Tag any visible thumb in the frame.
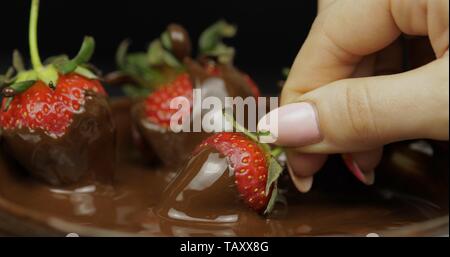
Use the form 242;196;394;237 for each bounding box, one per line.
258;56;449;153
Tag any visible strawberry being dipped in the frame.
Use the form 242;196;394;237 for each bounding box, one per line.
155;129;284;225
108;21;261;168
156;114;284;222
0;0;115;186
196;132;282;212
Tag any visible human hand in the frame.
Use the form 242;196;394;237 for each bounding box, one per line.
258;0;449;192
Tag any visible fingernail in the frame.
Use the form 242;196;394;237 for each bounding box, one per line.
342;154;375;185
287;161;314;193
258;102;321;146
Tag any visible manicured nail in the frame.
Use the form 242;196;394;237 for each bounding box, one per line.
342;154;375;185
287;162;313;193
258;102;321;146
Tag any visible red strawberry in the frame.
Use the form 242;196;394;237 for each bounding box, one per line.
119;20;260;167
134;60;260;168
194;132;281;213
155;130;284;221
144;73;193;128
142;68;258;129
0;0;115;185
131;71;200;168
155;130;283;223
1;73;106;137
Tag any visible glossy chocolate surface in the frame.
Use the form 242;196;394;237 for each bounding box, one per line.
156;147;246;224
1;93;116;186
0;99;448;236
132;58;255;168
132;101;207;168
167;24;191;60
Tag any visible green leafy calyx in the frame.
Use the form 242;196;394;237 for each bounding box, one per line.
199;20;237;64
0;0;98;111
223;112;284;215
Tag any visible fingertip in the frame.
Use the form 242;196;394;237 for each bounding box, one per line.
352;148;383;172
342;148;382;185
285;151;327;193
287;162;314;193
286;151;327;177
257;102;322;147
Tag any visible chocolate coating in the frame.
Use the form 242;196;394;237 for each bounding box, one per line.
132;101;207;168
0;99;447;236
1;93;116;186
167;24;192;60
184;57;254;98
156;147;246;223
132;58;255;167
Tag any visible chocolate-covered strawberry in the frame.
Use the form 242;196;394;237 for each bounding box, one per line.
196;20;260;98
0;0;115;186
156;130;284;222
108;21;260;167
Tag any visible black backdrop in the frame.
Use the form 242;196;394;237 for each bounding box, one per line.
0;0;317;95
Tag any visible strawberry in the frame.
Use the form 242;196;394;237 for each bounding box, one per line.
194;132;278;212
0;0;114;185
144;73;193;128
155;126;284;219
142;66;258;128
155;133;284;225
108;21;260;167
1;74;105;137
153;111;284;220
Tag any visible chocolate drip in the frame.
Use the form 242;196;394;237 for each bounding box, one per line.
156;147;246;222
1;93;116;186
167;24;191;60
0;99;447;236
131;101;207;168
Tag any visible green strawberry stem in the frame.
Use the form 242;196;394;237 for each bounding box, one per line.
223;112;258;142
13;50;25;72
2;98;13;112
222;111;285;216
270;147;283;158
56;36;96;74
223;111;284;158
1;80;36;111
29;0;43;70
2;80;36;97
160;31;172;51
2;0;97;111
29;0;96;80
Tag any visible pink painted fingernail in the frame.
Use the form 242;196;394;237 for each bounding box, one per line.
342;154;375;185
257;102;321;146
287;161;314;193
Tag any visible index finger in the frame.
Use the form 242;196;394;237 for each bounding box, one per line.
281;0;448;104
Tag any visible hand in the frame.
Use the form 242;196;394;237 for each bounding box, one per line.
257;0;449;192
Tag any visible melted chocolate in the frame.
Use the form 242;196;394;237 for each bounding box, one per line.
132;101;207;167
132;58;256;168
0;100;447;236
156;147;247;224
167;24;191;61
0;93;116;186
184;57;254;98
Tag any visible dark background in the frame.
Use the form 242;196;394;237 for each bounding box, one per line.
0;0;317;95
